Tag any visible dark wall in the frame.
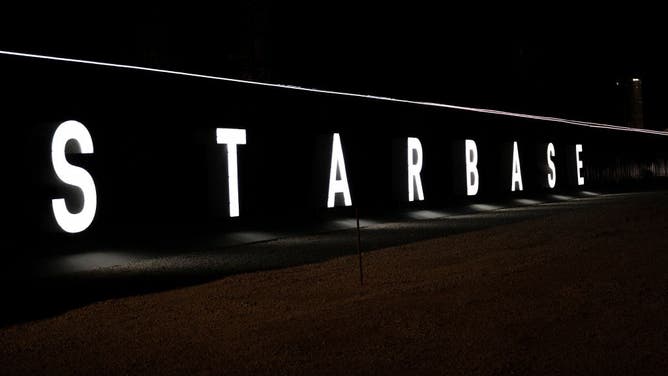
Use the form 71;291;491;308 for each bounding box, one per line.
2;55;667;254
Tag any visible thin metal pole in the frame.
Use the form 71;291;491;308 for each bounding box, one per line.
356;207;364;286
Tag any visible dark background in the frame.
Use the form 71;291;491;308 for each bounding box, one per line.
1;4;668;330
1;4;665;129
1;4;667;254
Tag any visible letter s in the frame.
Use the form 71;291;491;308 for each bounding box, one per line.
51;120;97;233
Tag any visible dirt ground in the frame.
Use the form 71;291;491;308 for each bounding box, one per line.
1;193;668;375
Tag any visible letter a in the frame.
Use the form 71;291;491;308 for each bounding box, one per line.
511;141;523;191
327;133;352;208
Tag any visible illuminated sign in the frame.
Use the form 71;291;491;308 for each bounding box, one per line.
511;141;523;192
216;128;247;217
465;139;479;196
407;137;424;201
576;144;584;186
3;49;666;242
327;133;353;208
51;120;97;233
547;142;556;188
44;124;591;233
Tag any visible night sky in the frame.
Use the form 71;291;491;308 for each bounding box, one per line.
2;4;665;128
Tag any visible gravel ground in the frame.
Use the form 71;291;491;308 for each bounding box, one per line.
1;192;667;375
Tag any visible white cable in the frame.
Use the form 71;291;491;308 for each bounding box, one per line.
1;49;665;136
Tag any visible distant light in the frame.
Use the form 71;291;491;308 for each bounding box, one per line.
632;78;640;82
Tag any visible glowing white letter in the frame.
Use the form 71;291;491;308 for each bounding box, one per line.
216;128;247;217
465;139;479;196
51;120;97;233
576;144;584;185
547;142;556;188
511;141;523;191
327;133;352;208
407;137;424;201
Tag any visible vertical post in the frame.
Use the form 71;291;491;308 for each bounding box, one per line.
629;78;644;129
356;207;364;286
